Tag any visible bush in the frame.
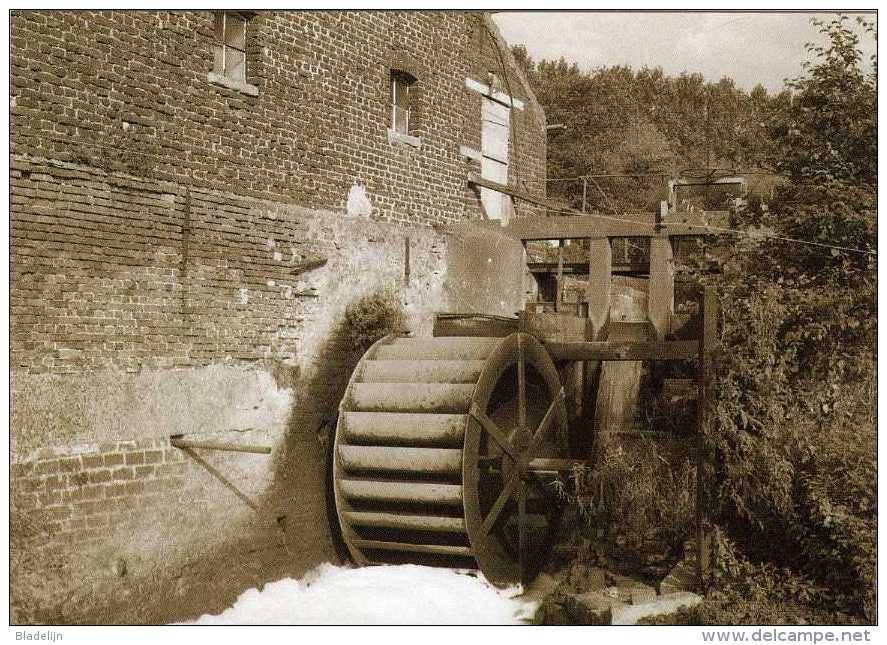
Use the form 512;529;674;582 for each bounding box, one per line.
341;291;406;355
569;434;695;568
641;535;866;625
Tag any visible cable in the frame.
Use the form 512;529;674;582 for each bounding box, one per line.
520;169;780;183
586;176;620;214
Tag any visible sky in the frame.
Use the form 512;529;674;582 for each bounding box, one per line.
492;11;876;93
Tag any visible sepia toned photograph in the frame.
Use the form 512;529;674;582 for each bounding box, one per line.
7;4;877;634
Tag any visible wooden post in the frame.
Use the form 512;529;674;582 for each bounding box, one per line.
695;286;717;586
585;237;611;340
648;235;674;340
555;240;564;312
584;237;611;451
403;235;411;286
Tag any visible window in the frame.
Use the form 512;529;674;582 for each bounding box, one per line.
480;96;513;223
390;70;415;135
208;12;258;96
214;12;247;82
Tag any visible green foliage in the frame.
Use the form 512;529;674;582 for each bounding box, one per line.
641;536;865;625
695;16;876;622
341;291;406;355
521;14;876;623
772;16;877;185
514;50;786;211
570;436;695;559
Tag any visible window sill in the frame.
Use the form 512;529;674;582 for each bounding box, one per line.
387;128;421;149
207;71;259;97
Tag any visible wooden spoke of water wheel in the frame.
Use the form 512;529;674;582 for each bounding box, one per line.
463;332;568;586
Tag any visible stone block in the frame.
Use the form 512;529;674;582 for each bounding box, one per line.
630;586;657;605
610;591;702;625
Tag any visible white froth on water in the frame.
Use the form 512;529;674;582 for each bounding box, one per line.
186;563;538;625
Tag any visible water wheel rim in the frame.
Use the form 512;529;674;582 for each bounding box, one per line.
463;332;567;586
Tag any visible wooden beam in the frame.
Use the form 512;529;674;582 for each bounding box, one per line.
170;436;272;454
468;172;552;210
468;173;729;238
469;173;663;227
500;215;725;241
527;457;590;473
545;340;699;361
648;237;675;340
586;238;611;339
696;286;718;585
528;260;651;276
555;240;564;312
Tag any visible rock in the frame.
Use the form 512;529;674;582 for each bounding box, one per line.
660;557;698;594
567;589;628;624
610;591;703;625
585;567;607;590
522;572;560;604
630;586;657;605
576;590;624;611
602;585;621;599
539;593;571;625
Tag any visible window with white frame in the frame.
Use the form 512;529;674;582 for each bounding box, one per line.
208;12;258;96
480;96;513;223
390;70;415;135
212;12;252;86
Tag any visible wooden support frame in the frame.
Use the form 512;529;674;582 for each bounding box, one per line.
468;171;553;211
648;237;675;340
545;340;698;361
585;237;611;340
468;173;726;239
695;286;718;585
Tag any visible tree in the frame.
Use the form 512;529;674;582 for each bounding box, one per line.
511;48;785;212
772;16;876;186
702;15;876;621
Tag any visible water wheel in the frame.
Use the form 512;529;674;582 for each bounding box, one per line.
332;333;569;586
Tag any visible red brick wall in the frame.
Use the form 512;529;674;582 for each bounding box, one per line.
10;10;545;226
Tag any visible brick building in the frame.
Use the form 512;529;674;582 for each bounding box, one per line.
10;10;546;623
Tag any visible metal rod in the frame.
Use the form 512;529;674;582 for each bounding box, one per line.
170;436;272;454
555;240;564;312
